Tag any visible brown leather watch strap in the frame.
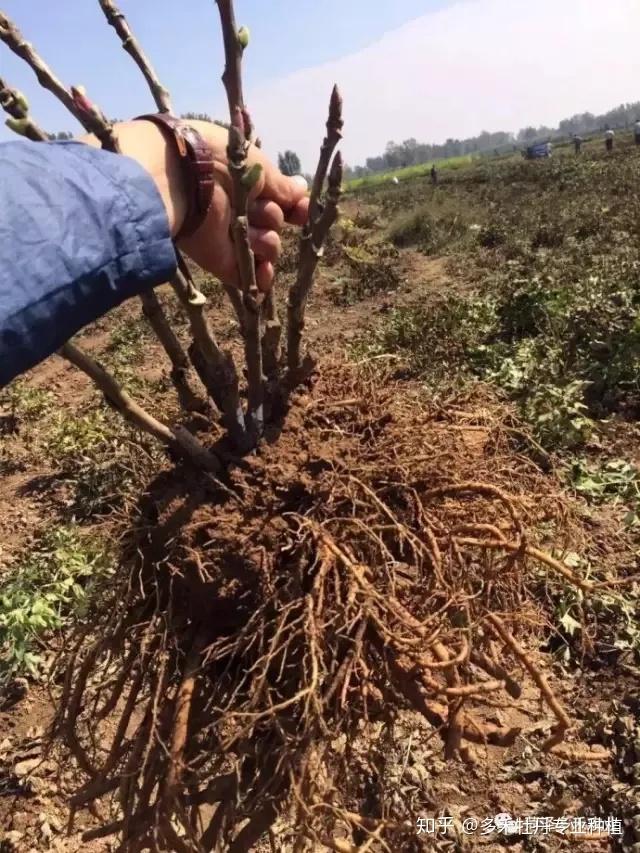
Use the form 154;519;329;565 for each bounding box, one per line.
136;113;215;240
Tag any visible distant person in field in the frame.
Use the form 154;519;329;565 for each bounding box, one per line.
573;135;583;154
430;165;438;186
0;121;309;387
605;129;615;152
635;119;640;146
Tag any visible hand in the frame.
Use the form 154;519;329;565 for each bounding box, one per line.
84;120;309;293
180;120;308;293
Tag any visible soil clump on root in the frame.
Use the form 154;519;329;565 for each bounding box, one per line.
55;362;603;852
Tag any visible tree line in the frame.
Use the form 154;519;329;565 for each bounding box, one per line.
45;100;640;180
345;100;640;179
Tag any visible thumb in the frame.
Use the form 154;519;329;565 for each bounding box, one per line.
248;147;308;212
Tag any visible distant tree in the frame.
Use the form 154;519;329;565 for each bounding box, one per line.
517;126;538;143
399;138;418;166
366;155;384;172
278;150;301;176
47;131;73;140
536;125;554;140
383;141;403;169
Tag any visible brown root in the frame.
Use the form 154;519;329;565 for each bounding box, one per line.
54;363;611;850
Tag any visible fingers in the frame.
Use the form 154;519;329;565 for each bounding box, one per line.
180;120;309;294
249;226;281;265
246;144;308;213
209;228;280;292
248;199;284;231
255;261;275;293
248;230;279;294
249;196;309;231
285;197;309;226
187;119;304;207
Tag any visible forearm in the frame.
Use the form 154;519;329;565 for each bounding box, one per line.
80;120;187;238
0;140;177;386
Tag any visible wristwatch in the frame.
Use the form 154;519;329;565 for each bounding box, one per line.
136;113;215;240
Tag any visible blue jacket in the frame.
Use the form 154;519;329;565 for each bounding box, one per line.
0;140;177;387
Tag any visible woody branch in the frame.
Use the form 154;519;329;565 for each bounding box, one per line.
0;9;208;414
98;0;172;114
287;86;344;378
96;0;248;447
62;342;220;472
0;77;46;141
215;1;282;376
215;0;265;440
2;2;345;454
0;74;219;470
97;0;248;336
0;12;114;146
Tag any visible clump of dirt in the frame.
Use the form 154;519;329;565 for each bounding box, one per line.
52;362;617;851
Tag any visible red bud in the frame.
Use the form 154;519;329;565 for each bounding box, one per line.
328;151;343;189
329;85;343;127
71;85;94;115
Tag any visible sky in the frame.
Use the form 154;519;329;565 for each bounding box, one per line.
1;0;639;170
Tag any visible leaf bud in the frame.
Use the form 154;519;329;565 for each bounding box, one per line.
241;162;263;190
5;117;30;137
237;26;250;49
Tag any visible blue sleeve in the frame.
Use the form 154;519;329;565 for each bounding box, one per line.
0;140;177;387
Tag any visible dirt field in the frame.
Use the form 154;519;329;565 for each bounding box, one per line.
1;144;639;851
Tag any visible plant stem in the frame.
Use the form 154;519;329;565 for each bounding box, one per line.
97;0;172;113
170;265;248;450
0;78;208;458
261;288;282;377
215;0;264;441
96;0;249;435
1;77;215;465
0;76;48;141
139;290;207;413
216;0;246;132
0;11;207;412
60;343;219;471
0;12;115;147
96;0;248;338
287;87;344;377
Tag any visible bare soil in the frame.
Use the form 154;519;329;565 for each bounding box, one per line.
1;239;638;851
